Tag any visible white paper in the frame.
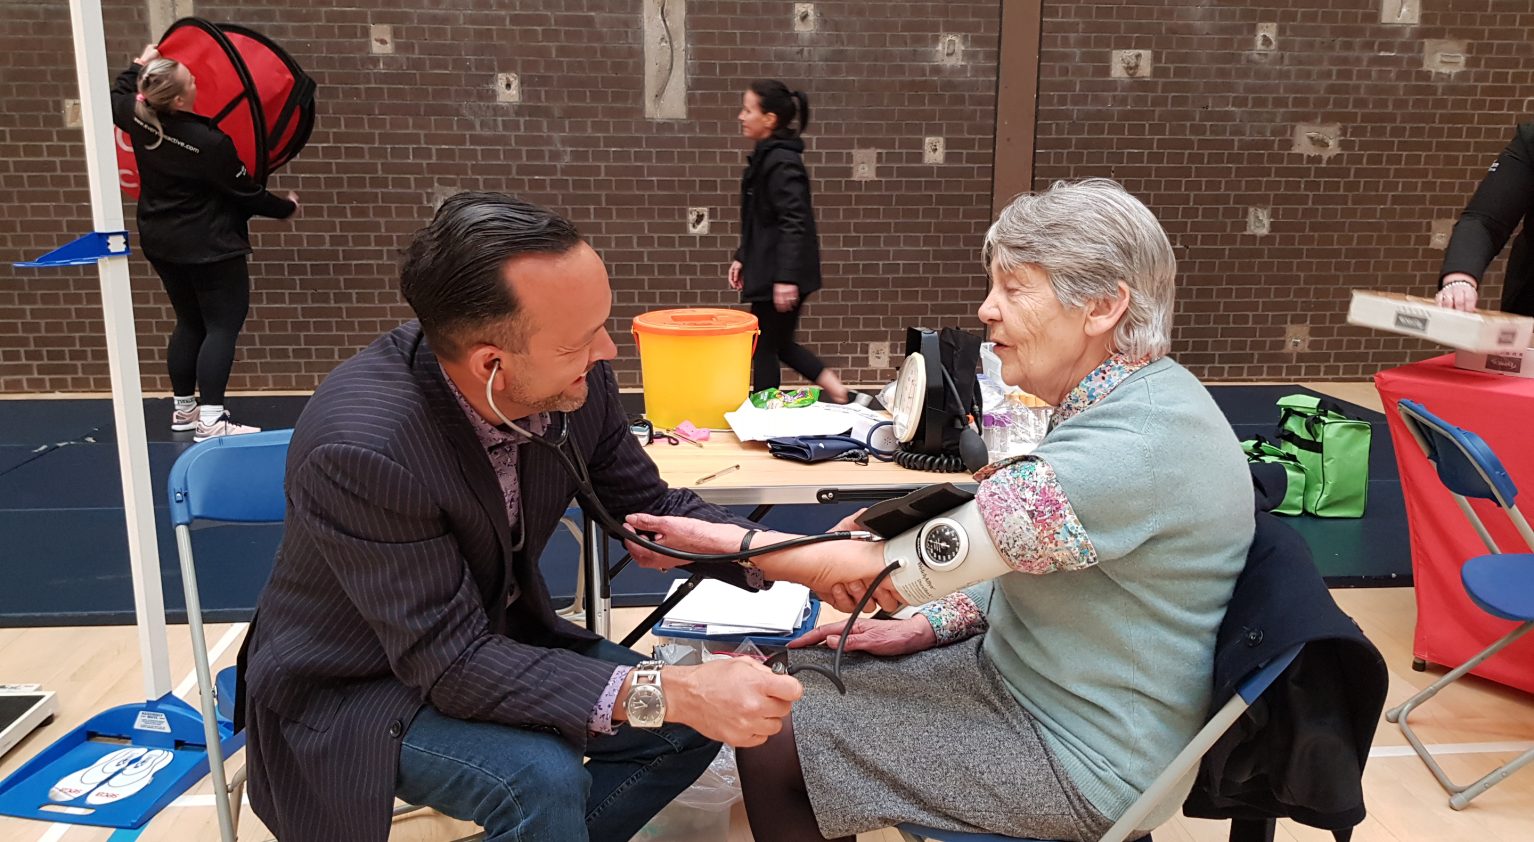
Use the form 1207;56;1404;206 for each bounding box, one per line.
724;399;896;446
659;578;811;635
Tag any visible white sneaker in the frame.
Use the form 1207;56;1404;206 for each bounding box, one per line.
194;413;261;442
85;748;174;806
171;405;199;432
47;747;146;802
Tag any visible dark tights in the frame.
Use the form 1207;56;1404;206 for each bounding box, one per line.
150;255;251;405
738;716;853;842
749;299;827;392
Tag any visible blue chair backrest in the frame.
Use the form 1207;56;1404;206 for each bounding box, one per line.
1235;643;1301;705
167;430;293;526
1396;399;1518;509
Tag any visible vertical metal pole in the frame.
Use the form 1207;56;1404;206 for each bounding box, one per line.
584;514;610;638
69;0;173;697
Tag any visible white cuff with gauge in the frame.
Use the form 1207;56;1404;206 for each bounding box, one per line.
881;500;1010;605
855;485;1011;606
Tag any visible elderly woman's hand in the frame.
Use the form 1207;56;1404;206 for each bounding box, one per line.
789;616;937;657
800;547;904;615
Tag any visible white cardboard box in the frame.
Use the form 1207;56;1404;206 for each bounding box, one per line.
1347;290;1534;353
1454;347;1534;378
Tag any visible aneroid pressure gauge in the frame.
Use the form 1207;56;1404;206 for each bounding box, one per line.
916;518;968;570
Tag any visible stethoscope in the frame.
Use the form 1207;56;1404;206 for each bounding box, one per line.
485;360;878;564
484;360;906;693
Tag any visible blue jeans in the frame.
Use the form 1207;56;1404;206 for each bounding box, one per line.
395;639;720;841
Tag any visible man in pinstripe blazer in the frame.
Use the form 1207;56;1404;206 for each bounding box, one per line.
241;193;881;841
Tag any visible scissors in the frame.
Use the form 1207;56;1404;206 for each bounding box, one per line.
627;417;680;446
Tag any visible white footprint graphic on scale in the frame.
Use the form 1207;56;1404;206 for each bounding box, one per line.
47;747;146;802
85;748;174;806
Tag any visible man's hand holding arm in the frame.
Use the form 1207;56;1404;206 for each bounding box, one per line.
621;512;902;614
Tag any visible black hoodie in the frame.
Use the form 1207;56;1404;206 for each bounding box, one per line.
111;65;296;264
733;137;823;302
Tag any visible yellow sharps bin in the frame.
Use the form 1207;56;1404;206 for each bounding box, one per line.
631;308;759;429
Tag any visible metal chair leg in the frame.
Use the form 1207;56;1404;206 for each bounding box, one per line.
554;516;586;622
229;764;248;837
1385;619;1534;807
177;525;238;842
1450;747;1534;809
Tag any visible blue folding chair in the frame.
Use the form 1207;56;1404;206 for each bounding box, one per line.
1385;399;1534;809
896;643;1302;842
167;429;293;842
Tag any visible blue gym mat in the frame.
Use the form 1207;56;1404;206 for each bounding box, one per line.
0;387;1408;626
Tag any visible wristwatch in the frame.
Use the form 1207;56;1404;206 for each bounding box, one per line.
624;661;667;729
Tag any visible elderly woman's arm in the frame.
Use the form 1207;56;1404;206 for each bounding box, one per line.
624;450;1102;627
911;455;1098;644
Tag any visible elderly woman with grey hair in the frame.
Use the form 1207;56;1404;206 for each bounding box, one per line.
625;179;1254;841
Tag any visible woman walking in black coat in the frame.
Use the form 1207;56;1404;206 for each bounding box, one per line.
111;43;298;440
730;79;848;402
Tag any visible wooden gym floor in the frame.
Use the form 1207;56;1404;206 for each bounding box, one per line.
2;383;1531;841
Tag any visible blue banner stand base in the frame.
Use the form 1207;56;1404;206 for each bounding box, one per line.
14;231;130;267
0;667;242;830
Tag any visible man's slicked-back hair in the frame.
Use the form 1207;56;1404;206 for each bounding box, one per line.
399;192;584;358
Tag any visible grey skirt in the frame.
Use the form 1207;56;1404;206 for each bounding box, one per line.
790;636;1113;841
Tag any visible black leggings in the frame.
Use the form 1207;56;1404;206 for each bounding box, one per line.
750;298;826;392
149;255;251;405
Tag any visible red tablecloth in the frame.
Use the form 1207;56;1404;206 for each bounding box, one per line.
1375;355;1534;694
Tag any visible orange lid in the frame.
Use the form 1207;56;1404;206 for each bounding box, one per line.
632;308;759;336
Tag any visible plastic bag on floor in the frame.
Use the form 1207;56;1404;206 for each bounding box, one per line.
632;642;749;840
630;746;739;840
677;745;740;811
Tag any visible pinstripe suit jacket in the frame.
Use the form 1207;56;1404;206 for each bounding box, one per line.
243;321;754;841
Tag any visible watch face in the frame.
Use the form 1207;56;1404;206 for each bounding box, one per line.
628;684;665;727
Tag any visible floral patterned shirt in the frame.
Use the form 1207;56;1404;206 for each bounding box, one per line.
917;353;1153;644
442;371;629;734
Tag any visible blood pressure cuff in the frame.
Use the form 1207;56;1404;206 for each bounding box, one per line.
766;435;867;464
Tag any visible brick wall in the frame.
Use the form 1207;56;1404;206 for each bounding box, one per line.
7;1;1534;394
1035;0;1534;380
0;0;999;393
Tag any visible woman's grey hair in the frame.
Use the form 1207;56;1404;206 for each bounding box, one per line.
983;178;1176;360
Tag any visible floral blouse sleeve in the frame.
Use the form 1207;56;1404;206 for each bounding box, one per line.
915;455;1098;645
917;589;989;646
972;455;1098;574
